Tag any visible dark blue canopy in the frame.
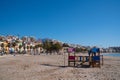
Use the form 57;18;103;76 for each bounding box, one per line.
91;47;100;53
88;47;100;56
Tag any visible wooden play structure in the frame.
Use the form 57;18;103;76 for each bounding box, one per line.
68;48;103;68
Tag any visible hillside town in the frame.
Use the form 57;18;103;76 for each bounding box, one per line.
0;35;120;56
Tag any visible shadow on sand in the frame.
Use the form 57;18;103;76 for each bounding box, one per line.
40;63;90;68
76;65;90;68
40;64;67;68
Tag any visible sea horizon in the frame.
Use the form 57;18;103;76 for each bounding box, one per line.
102;53;120;57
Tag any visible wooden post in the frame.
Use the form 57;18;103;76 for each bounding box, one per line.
74;52;75;67
102;55;103;65
64;52;65;67
68;52;69;67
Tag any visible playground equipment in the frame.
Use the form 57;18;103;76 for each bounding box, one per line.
68;48;103;68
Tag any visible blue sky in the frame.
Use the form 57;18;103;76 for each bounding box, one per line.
0;0;120;47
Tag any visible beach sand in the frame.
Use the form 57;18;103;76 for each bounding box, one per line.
0;54;120;80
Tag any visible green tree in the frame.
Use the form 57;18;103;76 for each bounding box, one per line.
19;45;22;50
35;44;42;49
1;43;4;48
12;42;16;47
27;46;29;49
43;41;52;53
18;45;21;53
75;47;82;53
0;43;4;55
37;44;42;47
7;43;11;48
30;46;33;49
62;43;69;47
53;42;62;53
43;41;62;54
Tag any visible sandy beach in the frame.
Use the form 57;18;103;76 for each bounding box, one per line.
0;54;120;80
